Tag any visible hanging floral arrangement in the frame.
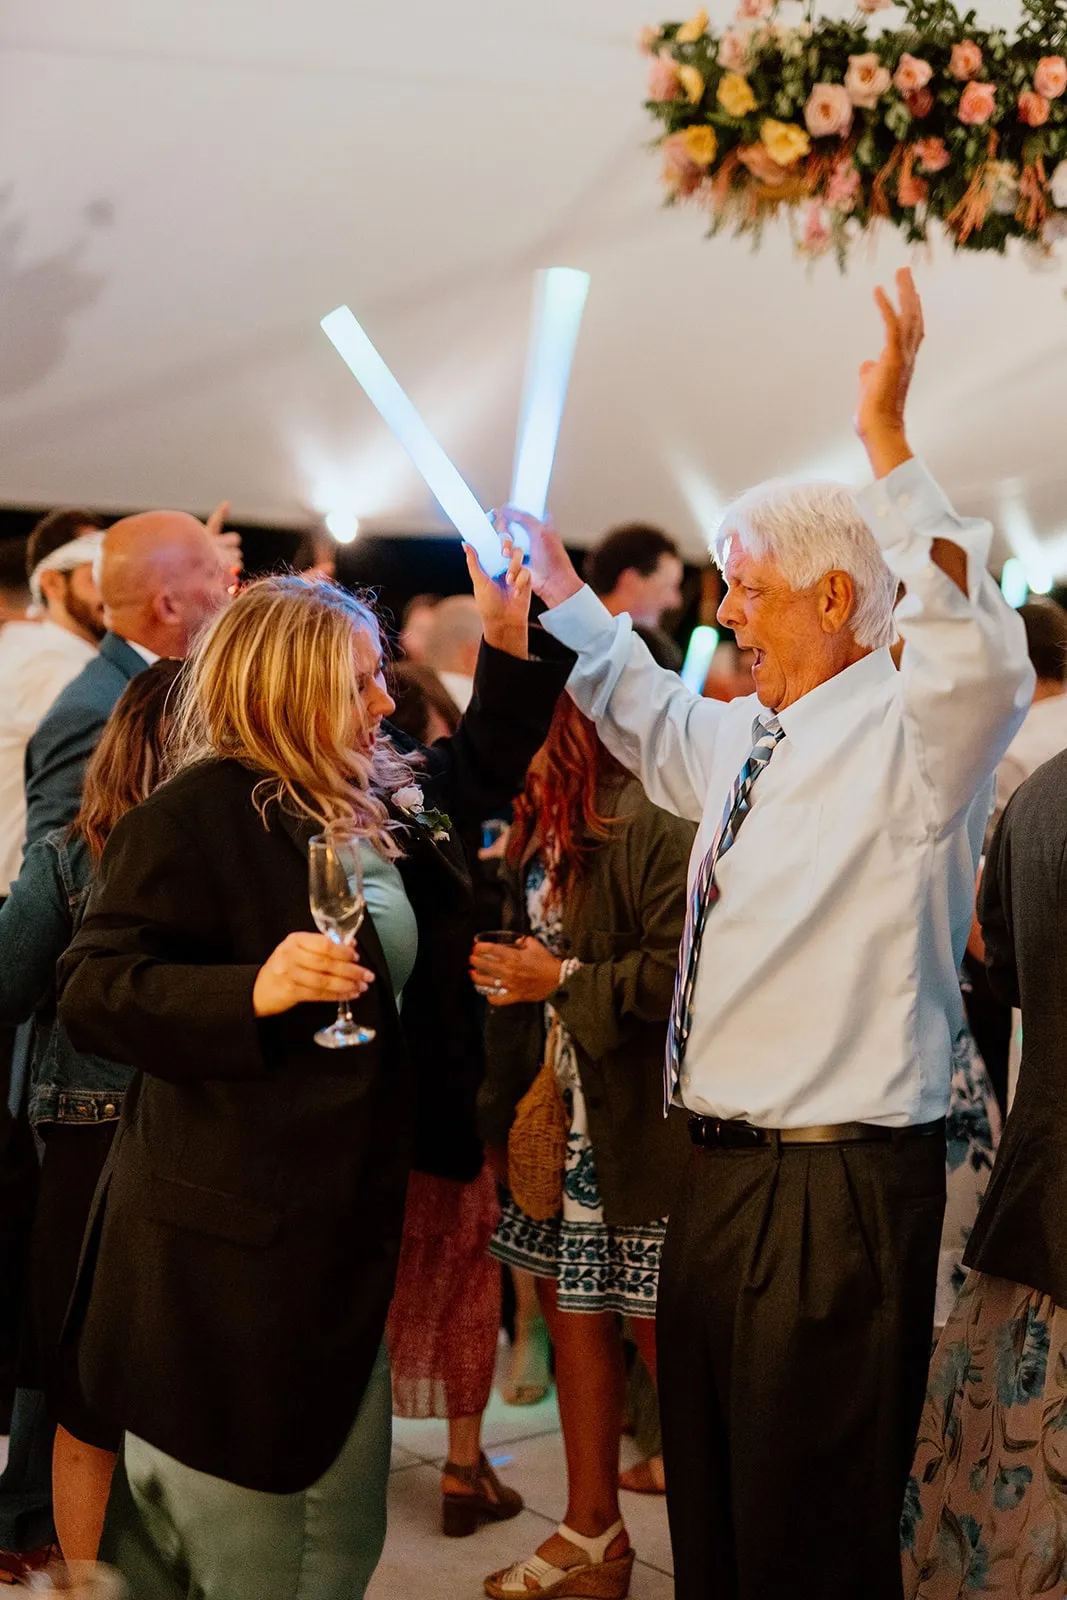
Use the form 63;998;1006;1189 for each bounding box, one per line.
642;0;1067;261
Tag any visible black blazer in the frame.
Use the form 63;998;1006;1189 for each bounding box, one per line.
479;778;695;1226
57;639;568;1494
24;631;148;845
964;750;1067;1305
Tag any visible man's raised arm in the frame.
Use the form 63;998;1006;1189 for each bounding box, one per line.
855;269;1033;833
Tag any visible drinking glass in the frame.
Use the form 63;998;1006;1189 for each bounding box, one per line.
309;831;375;1048
472;930;521;997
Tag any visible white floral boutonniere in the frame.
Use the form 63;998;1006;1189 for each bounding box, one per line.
392;784;452;842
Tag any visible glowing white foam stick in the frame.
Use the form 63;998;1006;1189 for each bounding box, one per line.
320;305;506;577
681;625;719;694
510;268;591;525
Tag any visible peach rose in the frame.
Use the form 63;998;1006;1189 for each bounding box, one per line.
678;63;706;104
894;54;934;94
1019;90;1051;127
736;0;772;18
826;160;862;213
718;29;751;72
905;88;935;119
914;137;950;173
856;0;892;12
737;141;791;185
637;25;661;56
845;53;891;109
676;9;709;45
958;81;997;125
897;169;929;207
760;118;812;166
661;133;704;195
718;72;758;117
949;41;983;81
1035;56;1067;99
804;83;854;139
647;54;681;101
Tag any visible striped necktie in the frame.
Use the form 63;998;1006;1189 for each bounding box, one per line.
665;713;785;1109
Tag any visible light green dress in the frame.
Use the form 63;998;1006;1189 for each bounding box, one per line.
116;845;418;1600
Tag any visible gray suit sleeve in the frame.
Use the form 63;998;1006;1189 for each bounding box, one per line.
24;708;105;849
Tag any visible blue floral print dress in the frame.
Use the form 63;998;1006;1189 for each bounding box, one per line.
490;857;666;1318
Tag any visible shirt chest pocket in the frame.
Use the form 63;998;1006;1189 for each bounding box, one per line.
715;800;822;924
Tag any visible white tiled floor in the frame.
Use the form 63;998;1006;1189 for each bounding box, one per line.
369;1379;674;1600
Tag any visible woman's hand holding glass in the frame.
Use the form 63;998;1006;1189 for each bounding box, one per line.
252;931;374;1019
469;935;562;1007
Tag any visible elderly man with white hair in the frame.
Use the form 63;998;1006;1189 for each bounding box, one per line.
500;272;1033;1600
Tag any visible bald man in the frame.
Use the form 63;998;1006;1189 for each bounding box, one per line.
423;594;484;711
23;510;232;847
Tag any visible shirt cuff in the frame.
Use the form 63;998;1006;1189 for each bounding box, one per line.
856;457;993;603
539;585;623;653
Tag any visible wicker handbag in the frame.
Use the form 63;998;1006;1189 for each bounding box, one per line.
507;1016;569;1222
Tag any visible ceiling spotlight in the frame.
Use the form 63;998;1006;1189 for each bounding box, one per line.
325;509;360;544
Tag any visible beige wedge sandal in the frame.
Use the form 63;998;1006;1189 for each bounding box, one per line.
483;1518;634;1599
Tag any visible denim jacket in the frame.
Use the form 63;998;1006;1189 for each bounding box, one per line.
0;828;131;1126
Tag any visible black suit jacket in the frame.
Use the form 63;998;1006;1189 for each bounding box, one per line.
965;749;1067;1304
24;631;148;845
56;638;568;1493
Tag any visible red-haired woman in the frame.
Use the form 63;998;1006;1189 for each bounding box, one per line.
471;697;694;1600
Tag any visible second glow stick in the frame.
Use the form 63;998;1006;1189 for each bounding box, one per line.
510;267;591;524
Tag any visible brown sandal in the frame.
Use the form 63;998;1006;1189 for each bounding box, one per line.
442;1451;524;1537
618;1454;666;1495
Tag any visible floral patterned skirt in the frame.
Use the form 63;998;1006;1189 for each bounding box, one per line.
903;1271;1067;1598
936;1028;1001;1328
490;1018;665;1320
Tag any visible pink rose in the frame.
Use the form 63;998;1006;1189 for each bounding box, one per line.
1034;56;1067;99
826;160;862;213
856;0;892;12
904;88;935;119
717;28;751;73
845;53;891;109
1019;90;1051;127
914;137;950;173
637;25;661;56
736;0;771;18
958;81;997;125
897;169;929;207
647;53;681;101
894;54;934;94
800;202;832;255
949;41;983;81
804;82;854;140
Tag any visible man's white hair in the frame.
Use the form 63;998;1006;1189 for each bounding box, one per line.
712;480;897;650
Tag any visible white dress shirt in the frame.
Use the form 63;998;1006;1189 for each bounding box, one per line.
993;691;1067;826
437;670;474;713
0;619;97;894
541;459;1034;1129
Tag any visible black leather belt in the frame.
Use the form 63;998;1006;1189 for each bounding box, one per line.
687;1116;944;1150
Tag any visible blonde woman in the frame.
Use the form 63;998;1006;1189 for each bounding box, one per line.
56;557;569;1600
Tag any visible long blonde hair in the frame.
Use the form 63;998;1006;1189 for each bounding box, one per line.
170;575;414;856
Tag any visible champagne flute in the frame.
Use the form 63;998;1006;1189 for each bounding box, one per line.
308;830;375;1049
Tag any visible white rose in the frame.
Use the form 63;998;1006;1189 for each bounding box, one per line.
393;784;425;813
1050;159;1067;209
988;161;1019;216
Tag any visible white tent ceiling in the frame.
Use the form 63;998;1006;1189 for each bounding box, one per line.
1;0;1064;572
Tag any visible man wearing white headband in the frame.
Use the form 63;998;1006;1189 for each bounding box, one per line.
0;509;106;899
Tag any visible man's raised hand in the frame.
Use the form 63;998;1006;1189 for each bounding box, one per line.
855;267;923;480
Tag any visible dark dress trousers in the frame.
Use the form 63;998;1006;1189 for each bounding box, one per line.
57;638;568;1495
479;778;695;1227
966;750;1067;1304
23;631;149;846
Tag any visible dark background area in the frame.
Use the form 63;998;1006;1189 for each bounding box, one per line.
0;508;708;652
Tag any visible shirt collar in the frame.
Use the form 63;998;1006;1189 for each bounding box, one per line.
123;637;160;667
775;647;896;748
